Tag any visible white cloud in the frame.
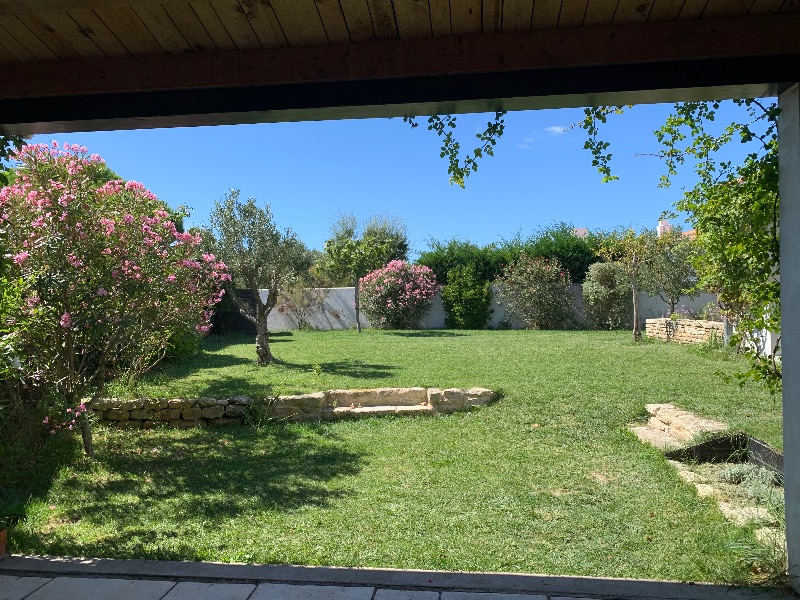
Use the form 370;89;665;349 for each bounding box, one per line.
544;125;568;136
517;136;535;150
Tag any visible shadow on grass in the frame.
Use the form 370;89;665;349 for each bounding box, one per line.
386;330;466;338
16;425;364;560
278;359;397;380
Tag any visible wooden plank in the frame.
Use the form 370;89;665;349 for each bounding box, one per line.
208;0;260;49
782;0;800;13
502;0;532;30
94;6;163;53
584;0;618;26
394;0;432;38
482;0;502;31
17;11;99;58
450;0;480;33
703;0;754;17
133;4;192;53
163;2;215;52
236;0;287;48
269;0;327;45
339;0;374;41
1;1;174;16
429;0;451;35
366;0;397;38
748;0;784;14
0;20;35;59
614;0;654;22
0;37;20;61
189;1;235;49
531;0;562;29
648;0;685;21
0;15;57;59
69;8;129;56
315;0;351;43
678;0;707;18
559;0;588;26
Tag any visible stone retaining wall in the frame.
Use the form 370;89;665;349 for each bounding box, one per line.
645;318;724;344
91;387;495;428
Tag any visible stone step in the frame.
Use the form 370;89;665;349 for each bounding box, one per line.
333;404;435;418
645;403;727;439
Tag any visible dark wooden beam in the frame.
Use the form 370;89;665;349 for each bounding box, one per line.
3;13;800;100
2;13;799;134
0;0;170;15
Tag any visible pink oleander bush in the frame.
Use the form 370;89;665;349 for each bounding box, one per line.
359;260;440;329
0;143;230;452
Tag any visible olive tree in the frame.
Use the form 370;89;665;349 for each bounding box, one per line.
206;189;310;365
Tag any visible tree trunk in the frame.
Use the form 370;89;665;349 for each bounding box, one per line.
79;413;94;458
354;276;362;333
255;312;274;366
632;283;641;342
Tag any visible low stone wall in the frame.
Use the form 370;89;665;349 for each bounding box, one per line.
645;318;724;344
91;387;495;428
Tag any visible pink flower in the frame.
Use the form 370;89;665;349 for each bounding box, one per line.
59;312;72;328
97;288;109;296
12;251;29;264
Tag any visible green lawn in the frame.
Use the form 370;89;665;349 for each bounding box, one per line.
5;330;783;583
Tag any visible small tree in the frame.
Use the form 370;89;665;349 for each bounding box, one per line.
597;228;658;342
641;228;699;315
206;189;311;365
322;214;408;332
520;222;600;283
582;262;632;330
359;261;440;329
495;255;574;330
440;264;493;329
1;143;229;456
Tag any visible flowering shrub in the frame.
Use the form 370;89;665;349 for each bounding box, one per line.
495;255;574;330
582;261;631;330
359;260;440;329
0;143;230;454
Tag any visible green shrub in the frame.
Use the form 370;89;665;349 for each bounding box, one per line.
582;262;631;330
165;328;202;363
441;264;493;329
495;255;574;330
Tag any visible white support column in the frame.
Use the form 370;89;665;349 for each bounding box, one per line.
780;83;800;591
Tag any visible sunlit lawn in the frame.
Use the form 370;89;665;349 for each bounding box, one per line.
6;330;782;583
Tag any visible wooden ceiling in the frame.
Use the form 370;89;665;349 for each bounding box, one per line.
0;0;798;63
1;1;799;133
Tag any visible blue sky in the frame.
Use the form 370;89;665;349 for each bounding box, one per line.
29;100;760;257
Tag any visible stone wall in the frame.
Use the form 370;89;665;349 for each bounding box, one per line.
91;387;495;428
645;318;724;344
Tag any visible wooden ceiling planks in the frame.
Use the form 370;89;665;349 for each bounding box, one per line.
0;38;17;61
314;0;351;43
678;0;708;19
0;19;36;60
647;0;685;21
394;0;433;38
450;0;480;34
162;2;217;51
69;8;131;56
133;3;193;53
207;0;261;48
0;14;58;59
703;0;754;17
482;0;503;32
614;0;653;23
748;0;785;13
502;0;533;30
559;0;588;26
583;0;617;26
17;11;103;58
366;0;398;39
429;0;452;35
238;0;287;48
189;1;236;49
531;0;562;30
93;6;164;54
339;0;375;41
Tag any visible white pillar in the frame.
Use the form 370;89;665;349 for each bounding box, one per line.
780;83;800;591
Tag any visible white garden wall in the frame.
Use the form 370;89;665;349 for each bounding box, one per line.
262;286;717;331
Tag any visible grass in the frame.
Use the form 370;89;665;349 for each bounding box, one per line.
2;330;783;583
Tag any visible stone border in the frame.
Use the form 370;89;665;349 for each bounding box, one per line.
91;387;495;428
645;318;723;344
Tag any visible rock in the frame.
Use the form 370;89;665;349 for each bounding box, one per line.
105;409;130;421
718;501;773;526
91;398;116;411
168;399;194;409
272;405;299;418
228;396;253;405
225;404;247;417
201;405;225;419
142;421;165;429
120;399;144;410
326;387;426;408
208;417;242;426
182;407;202;421
197;397;218;407
169;419;205;428
694;483;717;498
144;398;168;410
154;408;182;421
130;409;154;420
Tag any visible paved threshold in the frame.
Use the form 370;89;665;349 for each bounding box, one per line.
0;555;790;600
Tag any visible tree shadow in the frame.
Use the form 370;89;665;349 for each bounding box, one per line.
16;425;364;559
278;359;397;380
386;330;466;338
